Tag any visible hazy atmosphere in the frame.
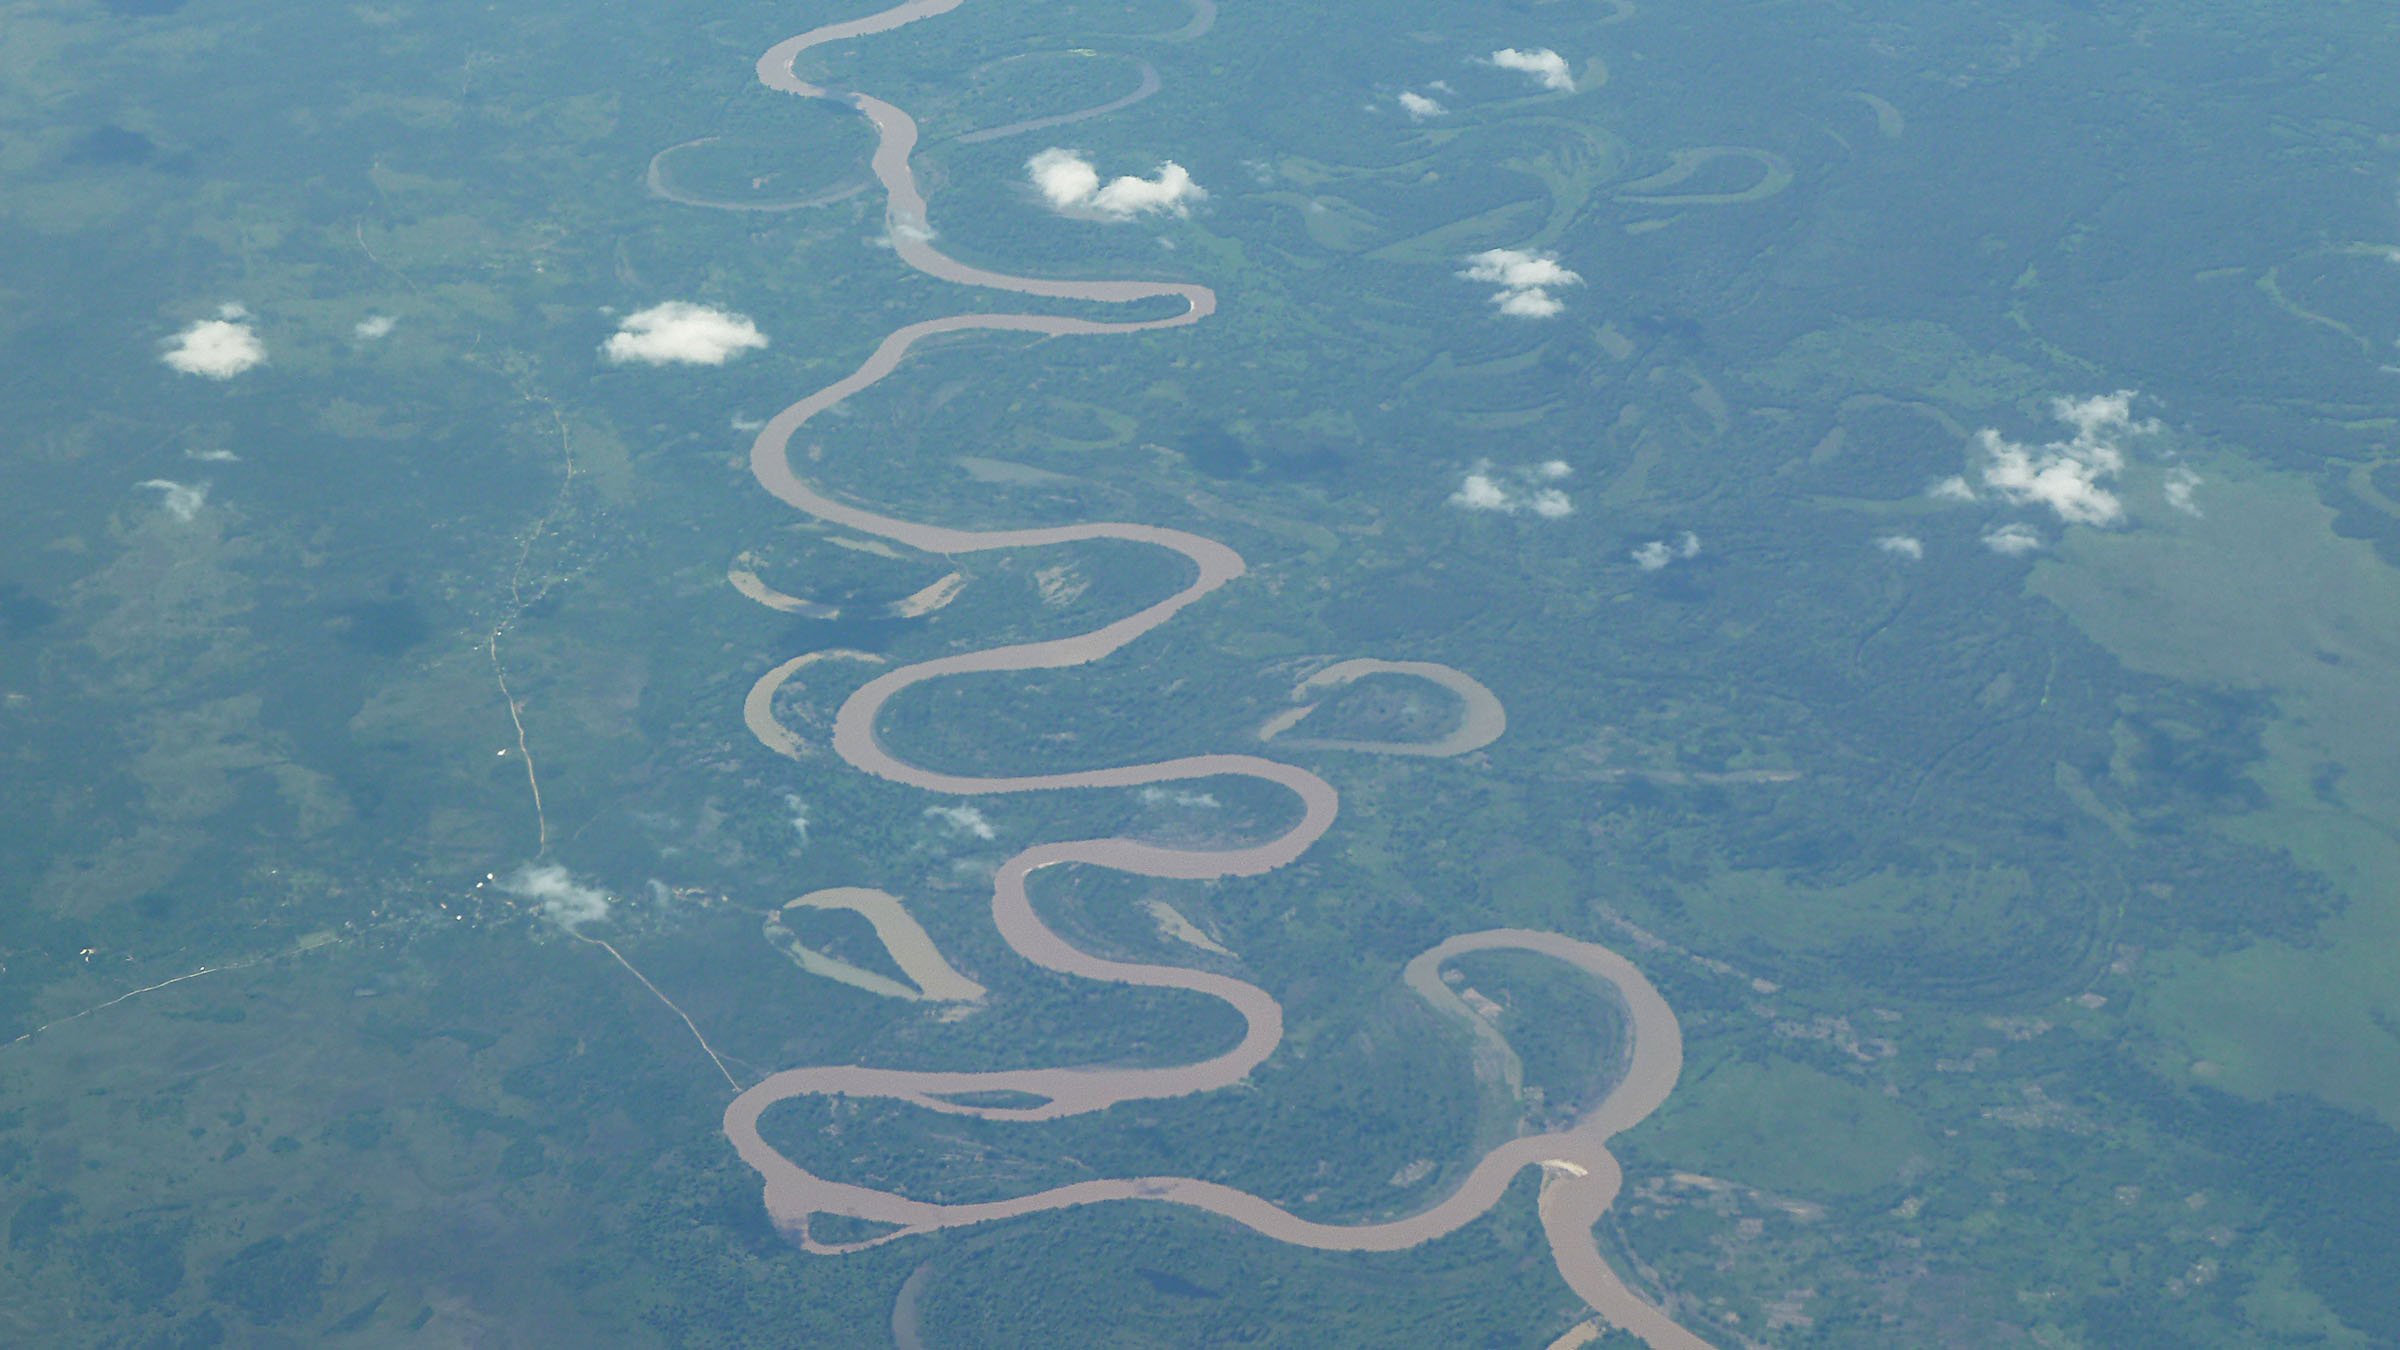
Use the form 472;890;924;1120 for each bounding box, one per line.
3;0;2398;1345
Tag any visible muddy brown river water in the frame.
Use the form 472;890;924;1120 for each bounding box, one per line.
720;6;1705;1345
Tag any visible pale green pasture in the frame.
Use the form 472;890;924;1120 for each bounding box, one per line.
2035;458;2400;1124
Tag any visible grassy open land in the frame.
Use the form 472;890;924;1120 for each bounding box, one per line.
0;926;914;1347
2035;457;2400;1125
1638;1056;1935;1200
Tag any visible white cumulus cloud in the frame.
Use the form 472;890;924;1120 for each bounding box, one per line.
1398;90;1447;121
1631;531;1703;571
603;301;768;366
354;314;397;340
1969;390;2157;527
1490;47;1575;92
2163;465;2203;516
1029;147;1101;208
184;449;240;463
1027;148;1206;219
1452;471;1513;511
136;480;207;522
1497;289;1567;318
926;804;996;840
163;316;265;379
1981;522;2044;556
1450;461;1575;517
1096;164;1203;217
1877;534;1925;560
1975;425;2123;522
503;863;613;929
1460;247;1581;319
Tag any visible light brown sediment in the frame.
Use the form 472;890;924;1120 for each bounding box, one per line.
886;570;965;617
741;648;884;762
1142;898;1236;957
718;6;1702;1345
1546;1322;1605;1350
729;551;842;618
764;917;928;1002
777;887;986;1002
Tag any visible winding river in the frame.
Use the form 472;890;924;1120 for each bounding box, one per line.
718;5;1705;1346
645;135;870;212
1257;657;1509;758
